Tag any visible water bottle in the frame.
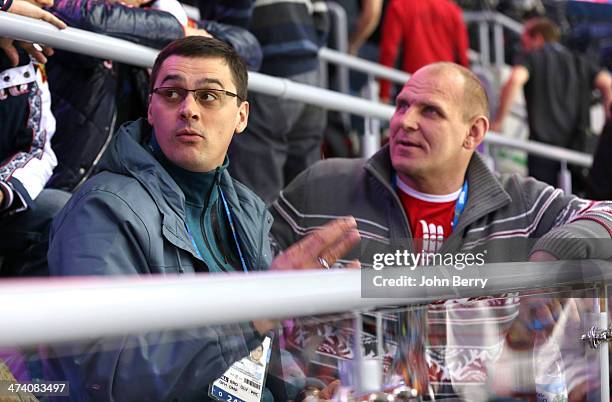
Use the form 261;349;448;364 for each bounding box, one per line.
533;327;568;402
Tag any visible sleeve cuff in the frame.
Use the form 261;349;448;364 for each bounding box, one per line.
0;179;30;216
531;220;612;260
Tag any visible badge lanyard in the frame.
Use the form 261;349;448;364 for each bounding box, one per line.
185;187;249;273
451;180;468;230
209;335;273;402
218;187;249;273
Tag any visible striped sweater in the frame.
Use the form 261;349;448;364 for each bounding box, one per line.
271;145;612;264
270;145;612;398
248;0;329;77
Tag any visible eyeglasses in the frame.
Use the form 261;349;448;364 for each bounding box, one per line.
151;87;243;109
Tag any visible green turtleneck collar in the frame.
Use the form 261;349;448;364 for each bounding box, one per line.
149;134;229;207
148;133;241;273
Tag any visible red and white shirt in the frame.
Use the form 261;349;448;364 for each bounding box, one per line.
396;178;461;252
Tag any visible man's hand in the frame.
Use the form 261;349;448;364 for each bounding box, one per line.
184;26;213;38
270;217;361;270
1;0;66;66
0;190;4;206
7;0;66;29
0;37;54;65
253;218;361;334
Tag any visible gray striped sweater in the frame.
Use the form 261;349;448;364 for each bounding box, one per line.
270;145;612;399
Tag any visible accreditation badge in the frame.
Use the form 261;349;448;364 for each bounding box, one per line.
209;336;272;402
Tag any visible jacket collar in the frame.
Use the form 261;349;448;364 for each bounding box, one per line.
100;119;270;269
457;152;512;231
364;144;511;234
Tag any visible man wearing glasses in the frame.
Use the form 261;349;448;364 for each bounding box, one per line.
46;36;359;401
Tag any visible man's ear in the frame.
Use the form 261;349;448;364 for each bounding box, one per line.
235;101;249;134
464;115;489;150
147;95;154;126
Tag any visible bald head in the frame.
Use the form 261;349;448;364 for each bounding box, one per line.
389;62;490;194
412;62;490;122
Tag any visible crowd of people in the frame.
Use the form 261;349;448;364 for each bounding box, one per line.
1;0;612;401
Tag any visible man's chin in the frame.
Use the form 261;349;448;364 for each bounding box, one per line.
391;155;421;171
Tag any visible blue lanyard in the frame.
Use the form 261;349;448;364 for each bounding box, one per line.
218;187;249;273
184;187;249;273
186;226;203;260
451;180;468;230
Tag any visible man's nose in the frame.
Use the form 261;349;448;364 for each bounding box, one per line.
400;106;419;131
179;92;201;121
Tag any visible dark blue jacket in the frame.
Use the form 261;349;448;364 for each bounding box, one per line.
46;119;273;401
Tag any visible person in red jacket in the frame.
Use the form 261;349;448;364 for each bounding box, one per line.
378;0;469;102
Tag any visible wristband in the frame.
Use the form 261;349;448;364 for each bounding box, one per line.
1;0;14;12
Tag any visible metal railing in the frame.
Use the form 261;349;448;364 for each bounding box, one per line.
464;11;524;68
1;259;610;402
319;47;410;85
0;12;593;180
0;12;393;121
0;259;611;347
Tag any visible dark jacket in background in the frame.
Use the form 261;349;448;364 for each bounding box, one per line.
46;0;262;191
197;0;255;29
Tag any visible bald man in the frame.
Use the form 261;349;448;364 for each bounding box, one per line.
270;62;612;399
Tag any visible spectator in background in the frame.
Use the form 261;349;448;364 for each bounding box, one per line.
322;0;384;158
195;0;254;29
378;0;469;103
44;0;261;191
0;0;70;277
492;17;612;190
228;0;329;205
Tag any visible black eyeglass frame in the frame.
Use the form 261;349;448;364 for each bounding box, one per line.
151;86;244;104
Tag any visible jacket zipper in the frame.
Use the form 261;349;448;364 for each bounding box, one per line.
198;168;228;271
365;166;414;242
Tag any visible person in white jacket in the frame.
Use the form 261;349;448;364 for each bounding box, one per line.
0;0;70;276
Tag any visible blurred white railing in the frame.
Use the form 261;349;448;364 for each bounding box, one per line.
0;260;610;347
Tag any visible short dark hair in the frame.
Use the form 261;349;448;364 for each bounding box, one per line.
150;36;248;102
525;17;560;43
